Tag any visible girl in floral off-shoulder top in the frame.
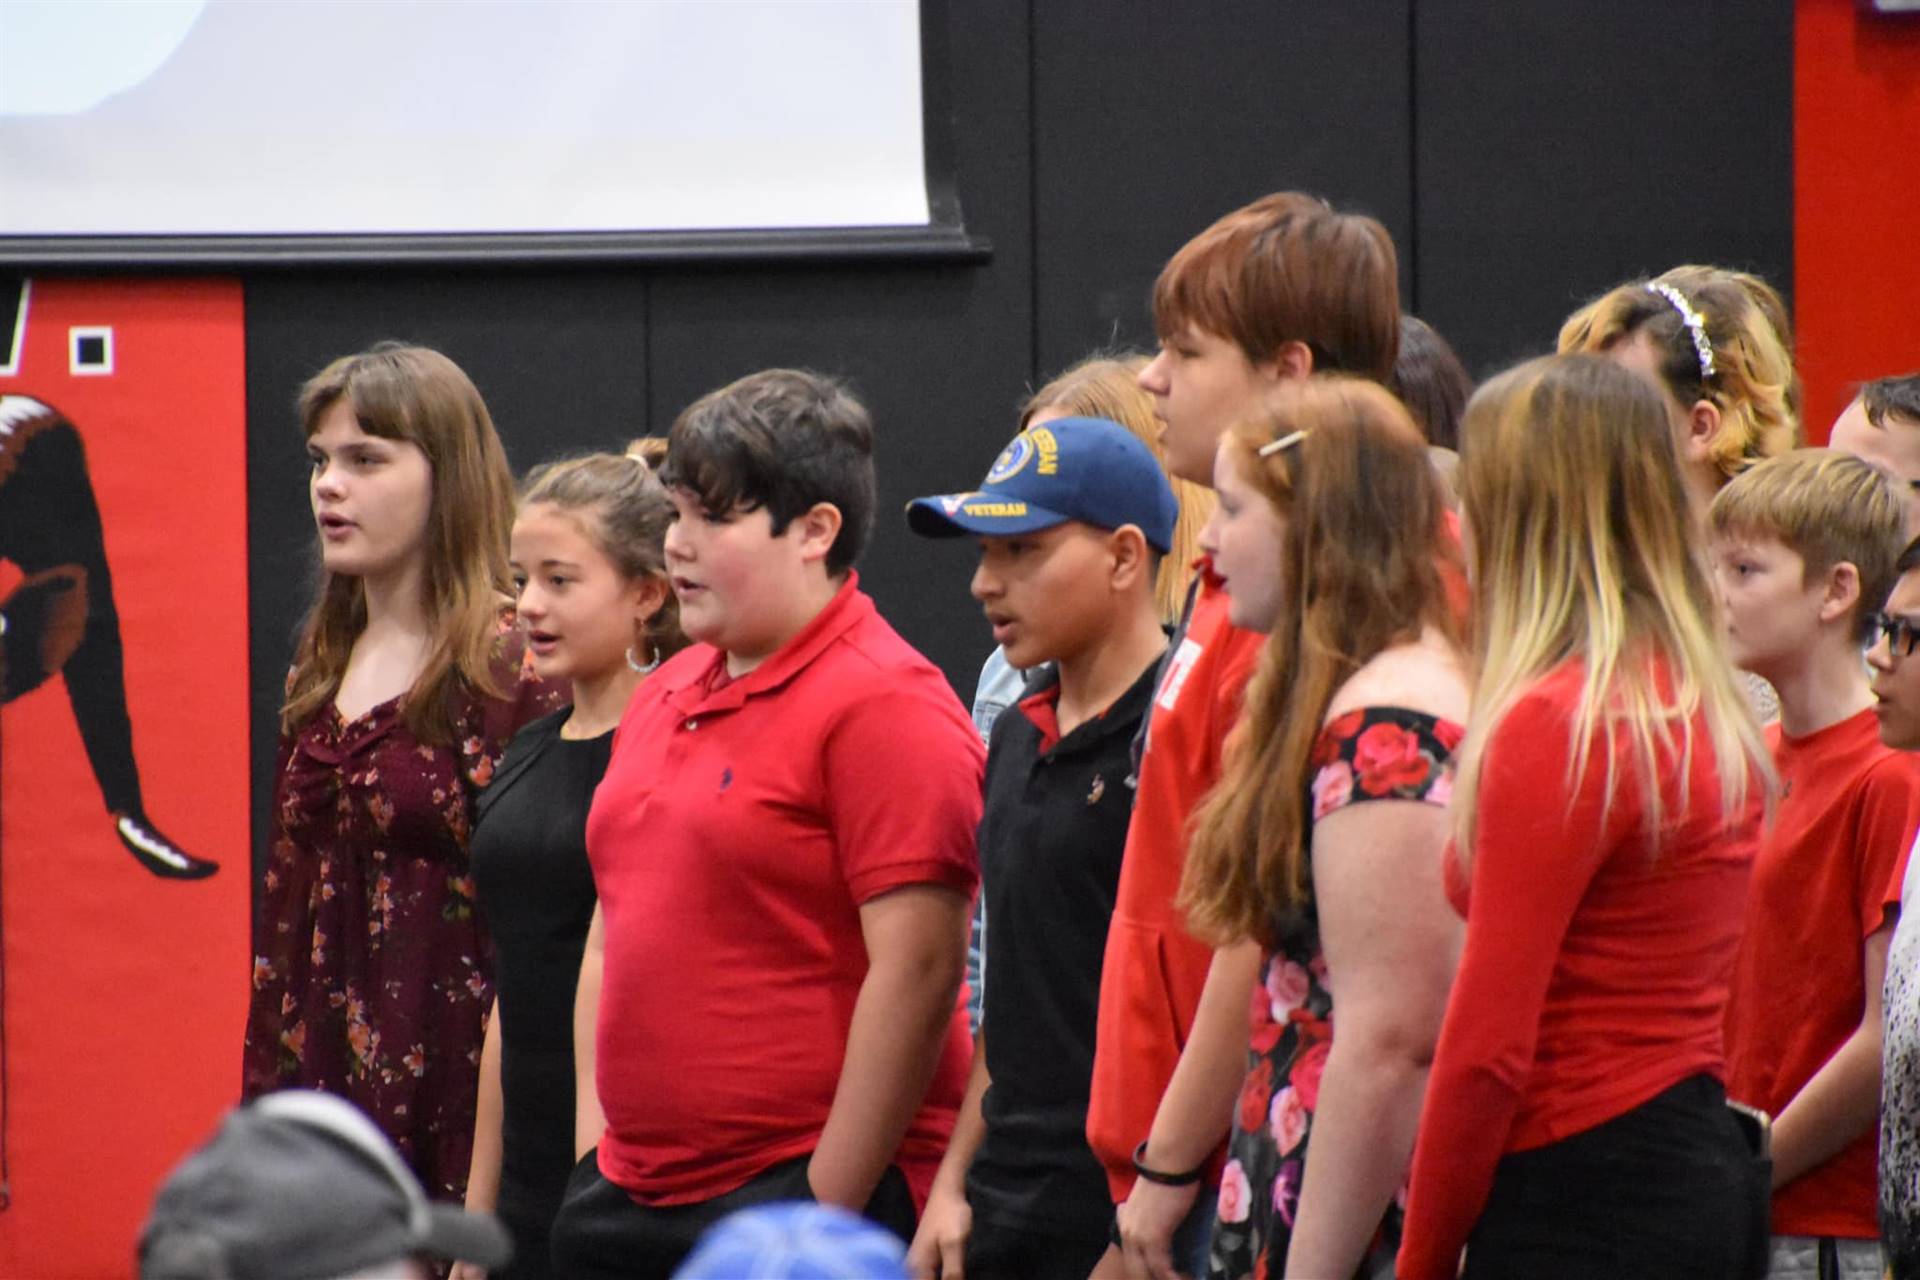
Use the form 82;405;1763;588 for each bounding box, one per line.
1178;376;1470;1280
241;345;563;1202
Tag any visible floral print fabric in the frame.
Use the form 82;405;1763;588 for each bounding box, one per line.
1883;854;1920;1277
1208;706;1463;1280
241;631;562;1200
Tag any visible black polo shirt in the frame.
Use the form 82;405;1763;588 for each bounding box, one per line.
967;655;1162;1241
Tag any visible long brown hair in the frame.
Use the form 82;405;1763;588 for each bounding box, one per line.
1179;377;1463;947
282;343;518;744
1022;353;1215;624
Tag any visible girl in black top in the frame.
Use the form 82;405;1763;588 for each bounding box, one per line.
457;445;685;1280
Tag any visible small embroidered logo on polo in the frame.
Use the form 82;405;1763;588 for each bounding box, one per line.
1086;774;1105;806
719;766;733;792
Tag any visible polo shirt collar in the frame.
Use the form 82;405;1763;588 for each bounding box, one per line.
1014;653;1163;760
662;571;871;716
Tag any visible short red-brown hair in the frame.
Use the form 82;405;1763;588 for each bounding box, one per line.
1152;192;1400;383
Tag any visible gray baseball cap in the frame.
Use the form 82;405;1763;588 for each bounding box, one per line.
139;1091;512;1280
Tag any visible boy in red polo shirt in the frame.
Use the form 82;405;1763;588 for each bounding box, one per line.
1093;192;1403;1278
1712;449;1920;1280
550;369;982;1280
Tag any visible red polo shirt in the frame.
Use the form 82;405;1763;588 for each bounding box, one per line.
586;573;983;1208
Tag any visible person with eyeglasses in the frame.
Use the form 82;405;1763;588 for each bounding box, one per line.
1709;450;1920;1280
1868;536;1920;1279
1831;373;1920;543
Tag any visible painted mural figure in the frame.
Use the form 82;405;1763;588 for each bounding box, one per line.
0;392;218;878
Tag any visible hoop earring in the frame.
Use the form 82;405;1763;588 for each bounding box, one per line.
626;645;659;675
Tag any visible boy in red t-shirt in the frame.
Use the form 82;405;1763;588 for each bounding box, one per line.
552;370;983;1280
1711;448;1920;1278
1091;192;1402;1278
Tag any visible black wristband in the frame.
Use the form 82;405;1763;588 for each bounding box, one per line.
1131;1139;1205;1187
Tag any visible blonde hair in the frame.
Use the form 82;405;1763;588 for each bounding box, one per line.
1023;353;1215;623
519;439;689;667
1709;448;1907;646
284;343;517;743
1558;264;1800;483
1451;354;1773;862
1179;377;1463;946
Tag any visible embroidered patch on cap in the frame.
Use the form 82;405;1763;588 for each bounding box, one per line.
985;433;1035;483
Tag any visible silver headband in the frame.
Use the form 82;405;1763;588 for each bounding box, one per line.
1257;429;1308;457
1645;281;1717;381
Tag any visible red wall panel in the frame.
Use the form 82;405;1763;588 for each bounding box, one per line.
1796;0;1920;440
0;278;249;1278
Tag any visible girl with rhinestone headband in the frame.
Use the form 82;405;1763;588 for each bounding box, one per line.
1561;267;1802;725
1558;264;1800;521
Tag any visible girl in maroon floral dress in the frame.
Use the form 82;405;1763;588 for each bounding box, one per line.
242;343;563;1203
1178;378;1470;1279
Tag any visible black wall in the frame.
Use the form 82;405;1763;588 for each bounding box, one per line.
243;0;1793;857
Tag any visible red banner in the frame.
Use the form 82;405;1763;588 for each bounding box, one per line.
0;277;249;1277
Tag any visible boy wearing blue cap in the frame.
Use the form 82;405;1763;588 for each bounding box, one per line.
903;417;1176;1279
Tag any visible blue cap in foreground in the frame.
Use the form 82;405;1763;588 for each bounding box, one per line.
672;1201;909;1280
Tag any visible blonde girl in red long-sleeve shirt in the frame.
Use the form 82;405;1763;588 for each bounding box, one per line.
1396;353;1776;1280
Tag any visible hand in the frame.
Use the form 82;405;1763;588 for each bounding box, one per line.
905;1182;972;1279
448;1263;488;1280
1116;1177;1201;1280
1088;1242;1127;1279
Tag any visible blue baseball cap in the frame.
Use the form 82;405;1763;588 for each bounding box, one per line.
671;1202;908;1280
906;416;1179;552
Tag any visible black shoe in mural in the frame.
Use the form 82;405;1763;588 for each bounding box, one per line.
114;811;220;880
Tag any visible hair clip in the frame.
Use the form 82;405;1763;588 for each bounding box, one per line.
1645;281;1717;381
1257;429;1308;457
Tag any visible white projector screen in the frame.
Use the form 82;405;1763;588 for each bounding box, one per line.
0;0;968;262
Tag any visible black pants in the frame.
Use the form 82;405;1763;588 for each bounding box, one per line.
1463;1074;1769;1280
964;1216;1109;1280
549;1150;915;1280
1888;1212;1920;1280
